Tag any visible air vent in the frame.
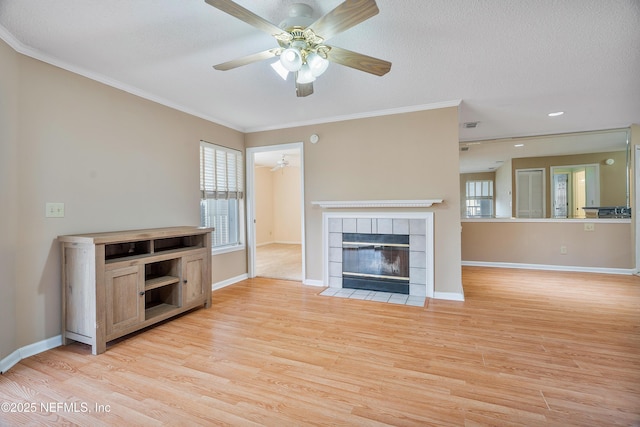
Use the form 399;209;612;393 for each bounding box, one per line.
463;121;479;129
460;146;470;152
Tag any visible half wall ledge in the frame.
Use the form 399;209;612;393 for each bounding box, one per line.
311;199;444;209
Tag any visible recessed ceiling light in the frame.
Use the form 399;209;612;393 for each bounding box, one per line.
514;144;524;147
548;111;564;117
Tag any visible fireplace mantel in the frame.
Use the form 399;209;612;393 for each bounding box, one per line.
311;199;443;209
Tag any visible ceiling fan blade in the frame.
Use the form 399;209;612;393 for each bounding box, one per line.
308;0;379;41
326;45;391;76
204;0;283;36
295;80;314;97
214;49;277;71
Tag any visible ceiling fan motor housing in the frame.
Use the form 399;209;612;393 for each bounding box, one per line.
279;3;314;29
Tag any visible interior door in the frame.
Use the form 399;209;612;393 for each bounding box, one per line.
573;169;587;218
553;173;569;218
516;169;545;218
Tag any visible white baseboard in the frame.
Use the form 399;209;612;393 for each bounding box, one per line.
434;291;465;301
212;274;248;291
1;335;62;374
0;350;20;374
462;260;635;275
303;279;325;287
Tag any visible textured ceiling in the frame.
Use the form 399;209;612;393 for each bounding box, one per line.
1;0;639;169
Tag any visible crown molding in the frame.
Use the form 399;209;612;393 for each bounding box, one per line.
1;24;460;135
245;100;462;133
0;24;244;132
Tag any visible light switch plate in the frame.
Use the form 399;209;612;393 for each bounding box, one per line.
46;202;65;218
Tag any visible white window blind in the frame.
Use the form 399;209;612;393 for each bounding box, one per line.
200;142;244;200
200;141;244;249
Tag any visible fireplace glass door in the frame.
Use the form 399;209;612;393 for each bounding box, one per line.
342;233;410;294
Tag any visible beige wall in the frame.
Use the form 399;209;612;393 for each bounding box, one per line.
273;166;302;243
254;165;302;245
511;151;628;217
462;220;633;269
0;40;19;360
2;42;246;357
245;107;463;295
494;159;513;217
254;166;275;245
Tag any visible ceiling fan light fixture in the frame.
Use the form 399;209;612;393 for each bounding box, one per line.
206;0;392;97
296;63;316;84
280;48;303;72
307;52;329;77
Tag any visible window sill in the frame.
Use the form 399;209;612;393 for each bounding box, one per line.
211;244;245;256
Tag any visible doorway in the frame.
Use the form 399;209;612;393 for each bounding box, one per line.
550;164;600;218
246;143;305;282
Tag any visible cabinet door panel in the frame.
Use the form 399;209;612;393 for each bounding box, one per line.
183;254;205;306
105;265;143;336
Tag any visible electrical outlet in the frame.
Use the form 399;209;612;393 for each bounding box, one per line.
560;245;568;255
584;223;595;232
46;202;65;218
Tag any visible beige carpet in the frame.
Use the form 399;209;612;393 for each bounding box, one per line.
255;243;302;281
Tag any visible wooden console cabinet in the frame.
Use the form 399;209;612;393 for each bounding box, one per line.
59;226;213;354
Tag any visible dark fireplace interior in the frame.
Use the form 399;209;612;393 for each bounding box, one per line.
342;233;410;294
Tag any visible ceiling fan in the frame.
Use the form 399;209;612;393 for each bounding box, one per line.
204;0;392;97
271;155;290;171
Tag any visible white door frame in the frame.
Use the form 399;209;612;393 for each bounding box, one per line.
635;145;639;273
246;142;306;281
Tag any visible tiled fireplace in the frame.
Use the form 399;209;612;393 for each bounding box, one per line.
323;212;434;298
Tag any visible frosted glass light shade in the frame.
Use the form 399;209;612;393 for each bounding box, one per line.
296;63;316;84
270;60;290;80
280;48;303;72
307;52;329;77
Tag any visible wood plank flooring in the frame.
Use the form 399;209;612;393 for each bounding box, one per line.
1;267;639;426
255;243;301;281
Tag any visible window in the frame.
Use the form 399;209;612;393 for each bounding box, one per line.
465;180;494;217
200;141;244;251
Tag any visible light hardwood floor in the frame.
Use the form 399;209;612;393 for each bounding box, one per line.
1;267;639;426
255;243;301;281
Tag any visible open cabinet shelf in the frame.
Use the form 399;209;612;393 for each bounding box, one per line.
145;275;180;291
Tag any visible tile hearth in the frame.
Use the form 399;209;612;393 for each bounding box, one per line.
319;287;426;307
